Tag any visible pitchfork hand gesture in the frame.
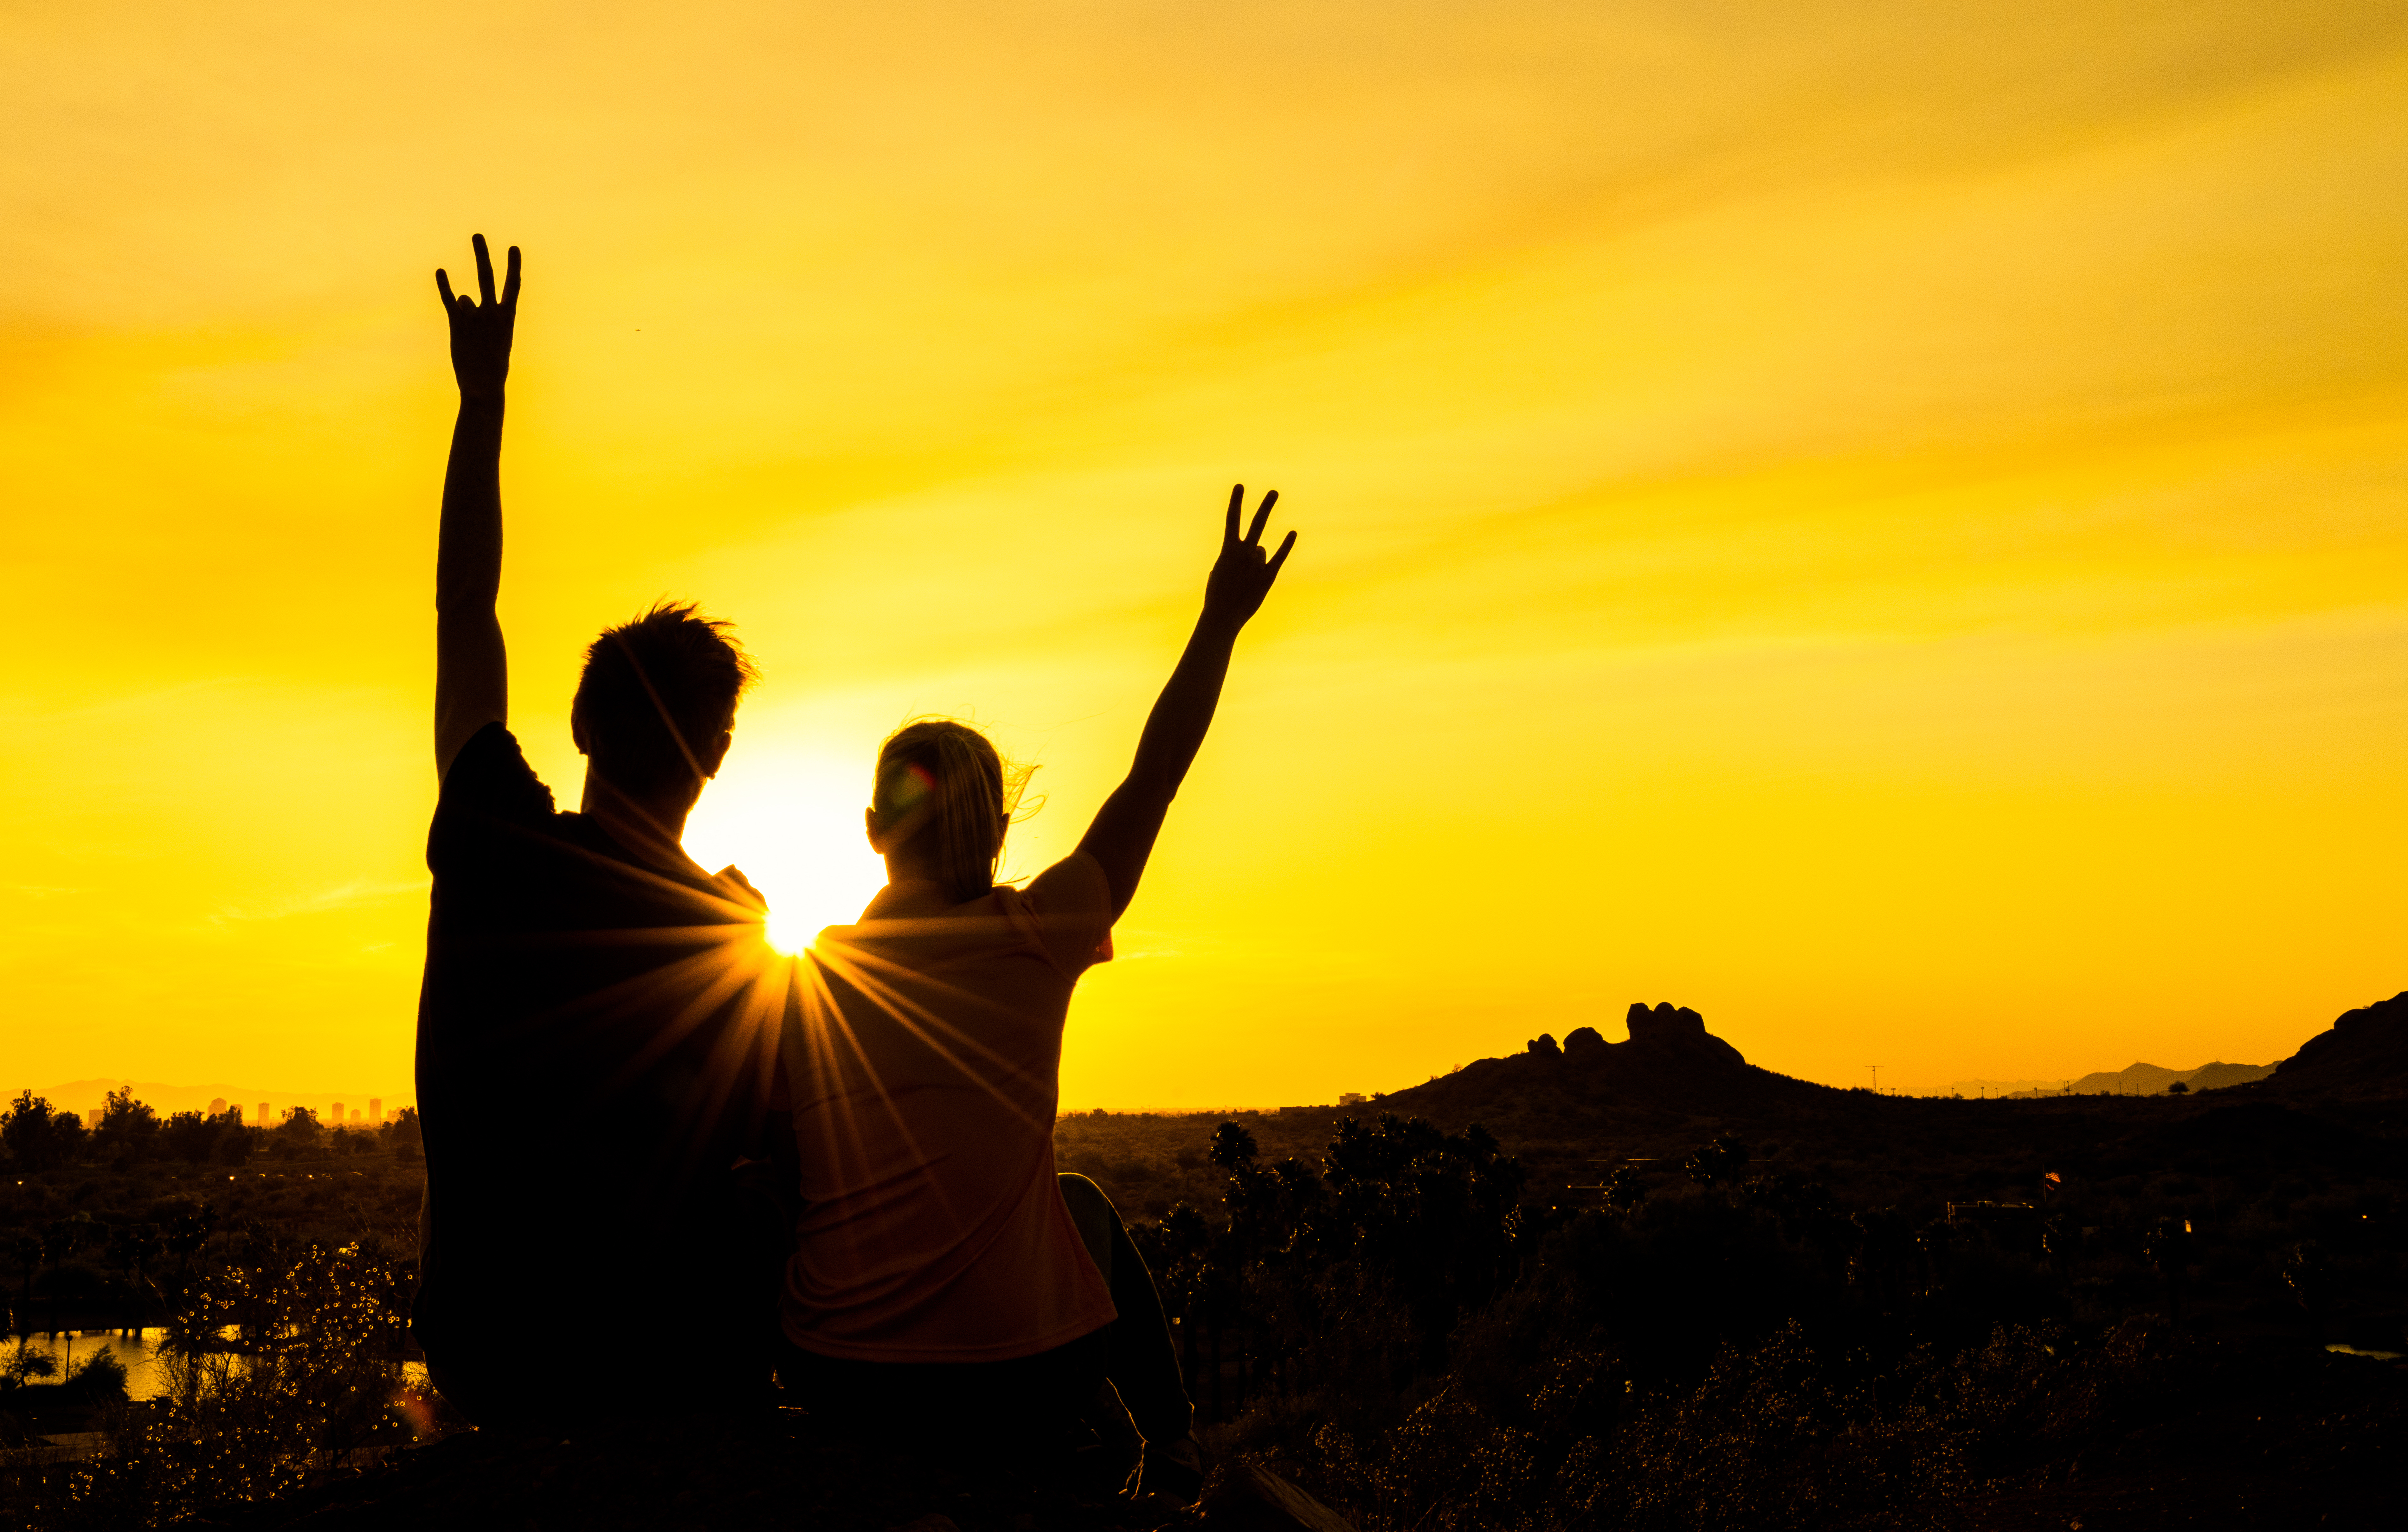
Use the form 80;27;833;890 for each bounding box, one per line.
436;233;521;401
433;234;520;776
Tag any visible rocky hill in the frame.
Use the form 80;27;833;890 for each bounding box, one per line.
2269;990;2408;1098
1381;1001;1829;1122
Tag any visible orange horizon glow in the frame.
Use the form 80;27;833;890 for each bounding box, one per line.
4;2;2405;1111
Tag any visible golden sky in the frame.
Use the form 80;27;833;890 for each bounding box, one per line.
4;1;2404;1107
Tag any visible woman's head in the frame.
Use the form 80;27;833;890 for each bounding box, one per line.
867;719;1031;902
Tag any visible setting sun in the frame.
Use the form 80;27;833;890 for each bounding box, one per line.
684;746;889;955
3;1;2403;1110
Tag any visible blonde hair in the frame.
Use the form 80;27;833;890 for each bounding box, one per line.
873;719;1037;903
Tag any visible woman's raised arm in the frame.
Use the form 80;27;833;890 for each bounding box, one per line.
1076;485;1296;917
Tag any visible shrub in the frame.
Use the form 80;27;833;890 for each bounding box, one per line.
33;1242;423;1529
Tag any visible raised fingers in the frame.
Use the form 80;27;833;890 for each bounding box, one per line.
435;268;458;311
1225;483;1245;546
500;244;522;309
1266;528;1297;576
472;234;497;305
1245;489;1278;546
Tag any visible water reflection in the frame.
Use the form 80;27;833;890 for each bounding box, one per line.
7;1330;430;1402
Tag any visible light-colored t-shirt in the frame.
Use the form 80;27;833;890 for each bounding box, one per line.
780;850;1118;1362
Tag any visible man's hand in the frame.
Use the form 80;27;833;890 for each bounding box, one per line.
434;234;520;777
1202;484;1296;631
436;234;521;400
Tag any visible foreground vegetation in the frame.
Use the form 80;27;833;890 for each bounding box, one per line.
1;1076;2400;1528
1071;1077;2406;1530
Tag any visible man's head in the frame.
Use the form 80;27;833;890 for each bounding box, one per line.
570;601;757;804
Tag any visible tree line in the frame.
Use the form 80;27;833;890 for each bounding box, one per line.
1;1091;419;1175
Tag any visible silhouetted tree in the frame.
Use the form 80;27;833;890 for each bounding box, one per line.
274;1106;324;1154
106;1224;163;1325
98;1087;162;1163
383;1106;423;1161
42;1213;96;1332
162;1110;218;1165
211;1113;253;1168
1683;1135;1751;1186
7;1232;43;1336
163;1206;217;1290
1320;1115;1528;1372
2;1091;74;1173
1209;1121;1259;1169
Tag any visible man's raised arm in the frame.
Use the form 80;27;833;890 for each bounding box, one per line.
434;234;522;778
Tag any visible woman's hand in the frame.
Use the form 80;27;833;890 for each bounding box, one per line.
436;234;521;400
1078;484;1298;916
1202;484;1297;630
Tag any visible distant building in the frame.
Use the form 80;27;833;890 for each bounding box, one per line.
87;1108;103;1128
1339;1092;1366;1105
349;1109;362;1124
258;1102;270;1126
208;1097;227;1116
368;1097;383;1124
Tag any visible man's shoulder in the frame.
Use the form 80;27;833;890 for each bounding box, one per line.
435;722;561;830
428;725;573;886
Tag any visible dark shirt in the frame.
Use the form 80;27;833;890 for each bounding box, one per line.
413;723;782;1385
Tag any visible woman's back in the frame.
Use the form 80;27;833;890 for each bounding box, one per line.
778;484;1292;1401
782;852;1118;1361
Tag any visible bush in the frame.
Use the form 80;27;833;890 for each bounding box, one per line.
27;1243;424;1529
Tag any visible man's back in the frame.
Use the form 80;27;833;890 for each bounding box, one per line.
418;239;778;1423
415;723;784;1416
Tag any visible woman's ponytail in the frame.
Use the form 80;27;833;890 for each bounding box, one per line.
873;720;1033;903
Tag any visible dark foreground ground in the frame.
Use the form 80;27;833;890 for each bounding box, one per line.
4;995;2404;1529
9;1333;2392;1531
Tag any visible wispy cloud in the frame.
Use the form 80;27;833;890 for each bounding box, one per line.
210;879;426;925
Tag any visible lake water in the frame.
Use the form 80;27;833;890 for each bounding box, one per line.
8;1330;430;1403
19;1327;2400;1404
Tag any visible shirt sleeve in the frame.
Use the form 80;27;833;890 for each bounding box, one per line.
1019;850;1116;979
427;723;557;876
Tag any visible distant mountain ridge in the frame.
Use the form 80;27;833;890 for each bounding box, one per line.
1990;1059;2274;1098
1374;990;2404;1125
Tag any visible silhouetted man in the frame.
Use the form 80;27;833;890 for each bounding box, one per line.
413;236;786;1427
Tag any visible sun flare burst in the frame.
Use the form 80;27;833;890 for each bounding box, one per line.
681;746;889;956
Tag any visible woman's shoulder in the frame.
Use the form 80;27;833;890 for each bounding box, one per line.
999;853;1114;975
1017;849;1109;911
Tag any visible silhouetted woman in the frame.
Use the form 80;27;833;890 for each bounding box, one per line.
777;488;1295;1494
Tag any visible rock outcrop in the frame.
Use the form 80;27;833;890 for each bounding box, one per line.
1383;1001;1806;1122
2270;991;2408;1096
1562;1025;1608;1057
1620;1002;1748;1069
